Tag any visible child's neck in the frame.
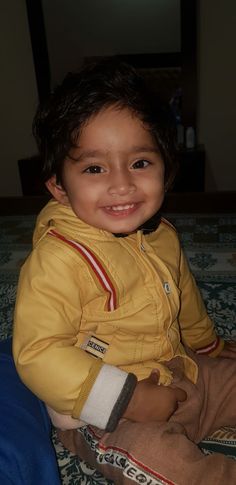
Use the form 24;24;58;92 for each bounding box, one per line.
113;211;161;238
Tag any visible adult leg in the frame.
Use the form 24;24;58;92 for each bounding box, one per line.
0;339;60;485
170;352;236;443
58;353;236;484
70;419;236;485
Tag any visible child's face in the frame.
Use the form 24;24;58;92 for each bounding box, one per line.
57;106;165;234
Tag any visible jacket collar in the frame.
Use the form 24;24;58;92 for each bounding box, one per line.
34;199;161;247
114;212;161;238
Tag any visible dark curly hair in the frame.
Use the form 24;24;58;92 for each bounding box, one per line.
33;57;178;189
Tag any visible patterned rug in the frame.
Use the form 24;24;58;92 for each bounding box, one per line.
0;212;236;483
167;215;236;341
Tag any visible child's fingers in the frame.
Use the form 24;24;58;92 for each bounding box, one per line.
149;369;160;384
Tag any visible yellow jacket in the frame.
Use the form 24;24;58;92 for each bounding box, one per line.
13;200;223;430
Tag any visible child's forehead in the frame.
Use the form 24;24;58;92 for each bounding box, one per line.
67;106;160;163
74;105;152;142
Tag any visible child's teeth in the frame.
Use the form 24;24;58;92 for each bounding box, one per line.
111;204;134;211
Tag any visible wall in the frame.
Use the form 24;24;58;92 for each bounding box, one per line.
42;0;180;87
198;0;236;191
0;1;235;195
0;0;38;196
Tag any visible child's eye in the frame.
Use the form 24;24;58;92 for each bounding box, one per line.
132;159;150;169
84;165;104;174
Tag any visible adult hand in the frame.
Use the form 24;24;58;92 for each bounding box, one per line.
123;370;187;423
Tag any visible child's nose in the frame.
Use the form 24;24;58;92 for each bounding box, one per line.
108;170;136;196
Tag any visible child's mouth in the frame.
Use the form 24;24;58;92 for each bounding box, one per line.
103;203;138;216
107;203;134;211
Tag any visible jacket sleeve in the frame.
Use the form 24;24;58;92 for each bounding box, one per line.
13;243;136;431
178;248;224;356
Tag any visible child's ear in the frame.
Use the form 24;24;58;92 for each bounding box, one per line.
45;176;70;205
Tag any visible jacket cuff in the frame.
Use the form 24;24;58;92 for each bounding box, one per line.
195;336;224;357
79;364;137;430
106;372;137;432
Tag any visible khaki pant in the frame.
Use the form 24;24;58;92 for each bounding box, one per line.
58;352;236;485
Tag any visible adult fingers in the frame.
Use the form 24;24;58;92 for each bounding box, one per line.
172;386;187;402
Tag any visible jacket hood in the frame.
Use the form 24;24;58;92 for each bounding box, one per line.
33;199;112;247
33;199;161;248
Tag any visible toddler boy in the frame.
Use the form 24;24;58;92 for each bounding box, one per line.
13;59;236;484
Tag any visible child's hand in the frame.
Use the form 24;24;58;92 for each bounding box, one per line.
218;341;236;359
123;370;187;423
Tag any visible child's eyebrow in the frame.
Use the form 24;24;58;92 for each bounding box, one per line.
67;145;160;163
67;150;104;163
131;145;160;155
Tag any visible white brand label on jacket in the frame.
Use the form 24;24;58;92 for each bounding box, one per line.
81;335;109;359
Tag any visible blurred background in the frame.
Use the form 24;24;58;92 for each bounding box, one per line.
0;0;235;196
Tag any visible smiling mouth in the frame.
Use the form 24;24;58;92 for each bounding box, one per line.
103;202;139;216
106;203;135;211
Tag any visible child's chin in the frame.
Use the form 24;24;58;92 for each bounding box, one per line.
99;218;141;234
111;225;137;235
